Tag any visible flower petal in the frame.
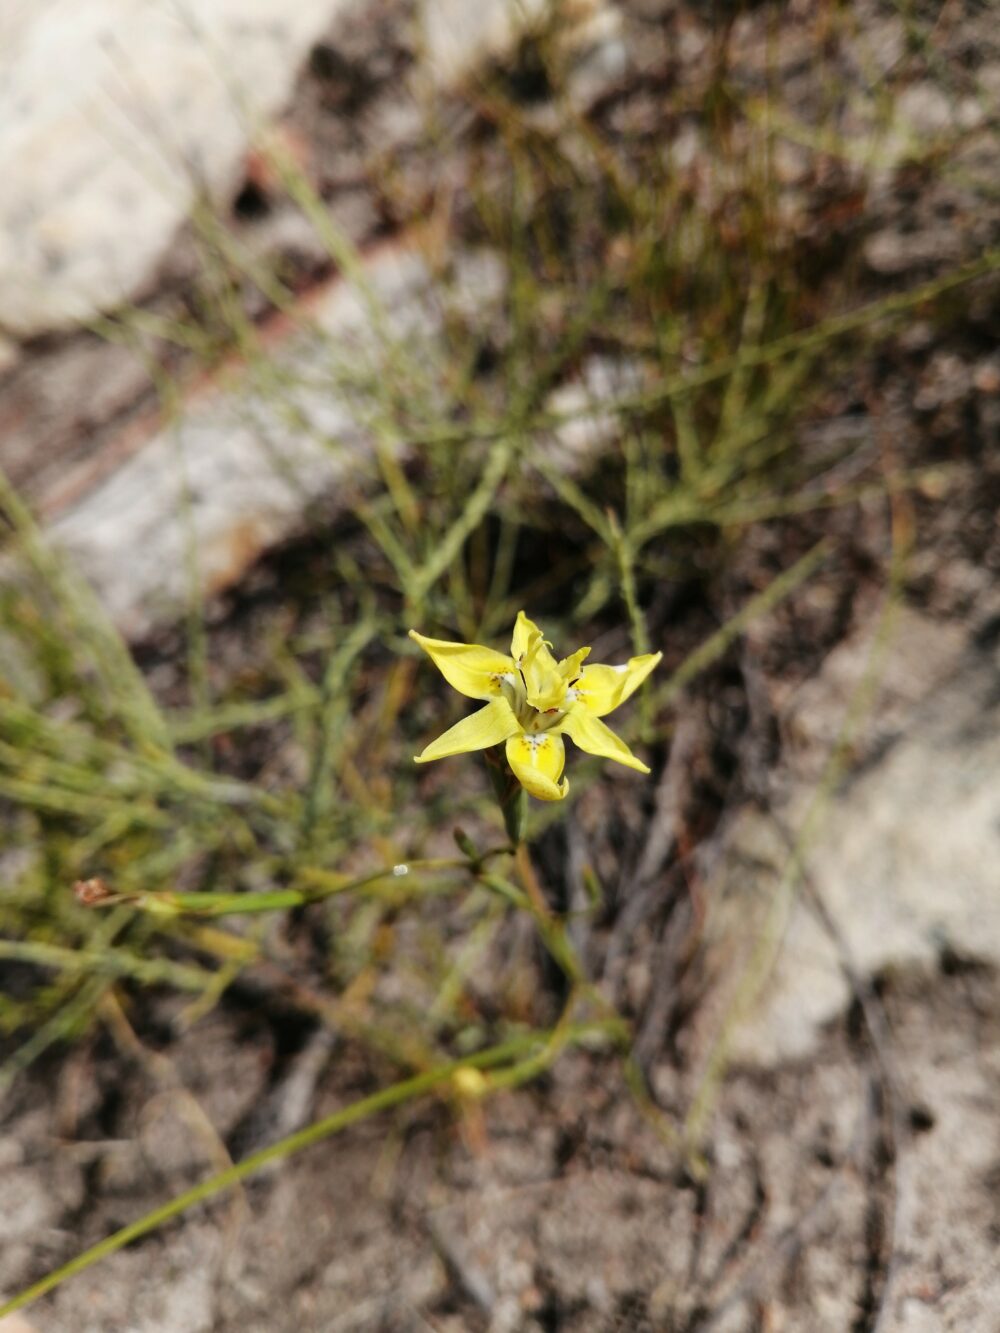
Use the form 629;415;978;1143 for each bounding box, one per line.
505;731;569;801
571;652;663;718
415;698;519;763
510;610;545;662
511;612;566;710
562;709;650;773
558;646;590;682
409;629;516;701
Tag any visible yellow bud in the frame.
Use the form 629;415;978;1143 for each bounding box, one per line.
452;1066;488;1099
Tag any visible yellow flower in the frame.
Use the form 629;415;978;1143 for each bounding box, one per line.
409;611;661;801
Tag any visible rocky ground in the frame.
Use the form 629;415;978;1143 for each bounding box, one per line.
3;917;1000;1331
1;1;1000;1330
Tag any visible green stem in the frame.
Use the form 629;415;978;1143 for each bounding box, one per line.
0;938;212;992
81;854;509;920
512;842;586;986
483;746;527;846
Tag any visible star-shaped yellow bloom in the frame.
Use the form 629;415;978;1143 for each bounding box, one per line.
409;611;661;801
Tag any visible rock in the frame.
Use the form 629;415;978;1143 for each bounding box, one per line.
543;356;648;471
0;0;353;338
895;83;962;138
873;81;977;172
864;226;964;275
0;1154;81;1288
0;1168;59;1244
707;611;1000;1065
40;245;504;637
419;0;550;87
776;606;967;780
418;0;623;101
559;4;628;109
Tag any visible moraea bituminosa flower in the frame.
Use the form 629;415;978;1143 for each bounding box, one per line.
410;612;661;801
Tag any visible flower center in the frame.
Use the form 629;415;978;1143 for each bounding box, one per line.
495;667;566;732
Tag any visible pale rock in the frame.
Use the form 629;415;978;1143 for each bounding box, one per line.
864;226;964;275
875;81;971;171
418;0;622;98
710;611;1000;1065
44;245;505;637
544;356;647;470
419;0;550;86
895;83;961;137
0;0;352;338
0;1168;56;1242
559;4;627;108
778;606;967;776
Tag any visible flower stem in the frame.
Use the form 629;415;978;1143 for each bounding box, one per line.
513;841;552;923
483;746;527;846
513;841;585;985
